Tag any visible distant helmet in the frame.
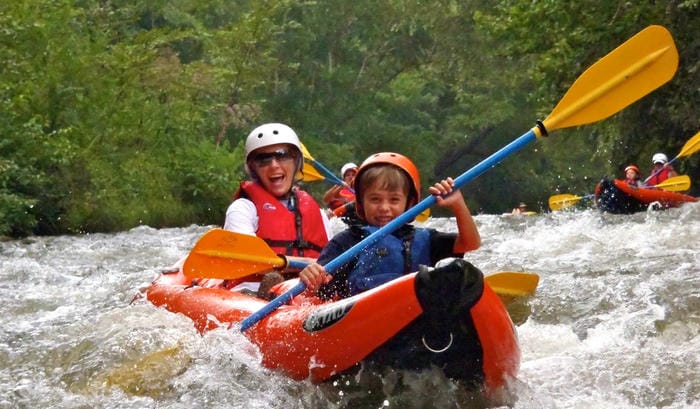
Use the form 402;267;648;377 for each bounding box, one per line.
624;164;640;174
340;162;358;178
354;152;421;220
652;153;668;165
244;123;302;178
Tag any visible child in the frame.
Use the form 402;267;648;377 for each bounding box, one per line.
624;164;642;187
299;152;480;299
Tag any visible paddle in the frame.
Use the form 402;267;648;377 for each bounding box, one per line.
549;175;691;211
643;130;700;184
240;25;678;331
548;193;594;211
298;161;326;182
182;229;538;298
652;174;691;192
484;271;539;298
182;229;308;279
300;143;349;188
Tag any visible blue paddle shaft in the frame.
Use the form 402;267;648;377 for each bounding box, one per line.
240;129;538;331
312;159;347;187
286;259;309;270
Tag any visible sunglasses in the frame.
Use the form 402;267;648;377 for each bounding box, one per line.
252;148;296;167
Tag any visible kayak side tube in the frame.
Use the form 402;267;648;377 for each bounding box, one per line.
145;259;520;391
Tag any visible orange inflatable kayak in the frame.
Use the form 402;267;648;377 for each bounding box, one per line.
594;177;696;214
145;258;520;392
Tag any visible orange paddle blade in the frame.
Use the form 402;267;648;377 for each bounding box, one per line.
182;229;285;279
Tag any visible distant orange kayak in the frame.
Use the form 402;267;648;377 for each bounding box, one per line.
145;258;520;393
594;177;696;214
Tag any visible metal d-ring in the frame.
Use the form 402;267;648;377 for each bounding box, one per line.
421;332;453;353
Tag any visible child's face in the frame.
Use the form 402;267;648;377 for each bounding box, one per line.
361;183;408;227
626;169;638;179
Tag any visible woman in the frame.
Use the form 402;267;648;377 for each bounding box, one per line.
646;153;678;186
322;162;358;210
219;123;333;297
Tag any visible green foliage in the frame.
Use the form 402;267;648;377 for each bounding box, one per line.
475;0;700;201
0;0;698;237
0;159;40;237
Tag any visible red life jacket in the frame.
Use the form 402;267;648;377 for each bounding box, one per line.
236;181;328;258
647;167;674;186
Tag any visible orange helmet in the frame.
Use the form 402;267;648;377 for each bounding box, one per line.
624;164;640;174
354;152;421;220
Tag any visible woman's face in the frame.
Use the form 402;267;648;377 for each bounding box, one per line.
249;143;297;197
343;169;357;184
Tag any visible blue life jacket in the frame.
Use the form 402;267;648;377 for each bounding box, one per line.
346;226;431;295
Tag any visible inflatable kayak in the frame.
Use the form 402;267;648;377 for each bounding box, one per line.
145;258;520;392
594;177;697;214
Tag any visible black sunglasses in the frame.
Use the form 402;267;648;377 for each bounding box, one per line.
252;148;296;167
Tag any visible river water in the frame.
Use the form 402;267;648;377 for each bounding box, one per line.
1;203;699;409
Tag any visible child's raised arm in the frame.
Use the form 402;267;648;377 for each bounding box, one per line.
428;177;481;252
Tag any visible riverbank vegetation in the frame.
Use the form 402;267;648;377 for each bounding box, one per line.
1;1;698;237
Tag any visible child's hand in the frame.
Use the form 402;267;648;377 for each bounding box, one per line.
299;263;331;292
429;177;466;208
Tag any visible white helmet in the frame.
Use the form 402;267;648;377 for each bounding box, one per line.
244;123;302;178
652;153;668;164
245;123;301;160
340;162;358;177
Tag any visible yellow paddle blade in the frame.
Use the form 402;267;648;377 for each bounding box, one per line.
416;208;431;222
182;229;285;279
542;25;678;132
299;142;347;186
679;130;700;158
105;346;191;397
298;161;325;182
485;272;539;298
299;142;315;161
654;175;691;192
549;193;583;211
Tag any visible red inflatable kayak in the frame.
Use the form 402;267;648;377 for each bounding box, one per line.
594;177;696;214
145;258;520;392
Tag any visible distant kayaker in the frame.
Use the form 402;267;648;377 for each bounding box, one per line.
199;123;333;298
299;152;481;299
322;162;357;210
511;202;529;215
624;164;642;187
645;152;678;186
